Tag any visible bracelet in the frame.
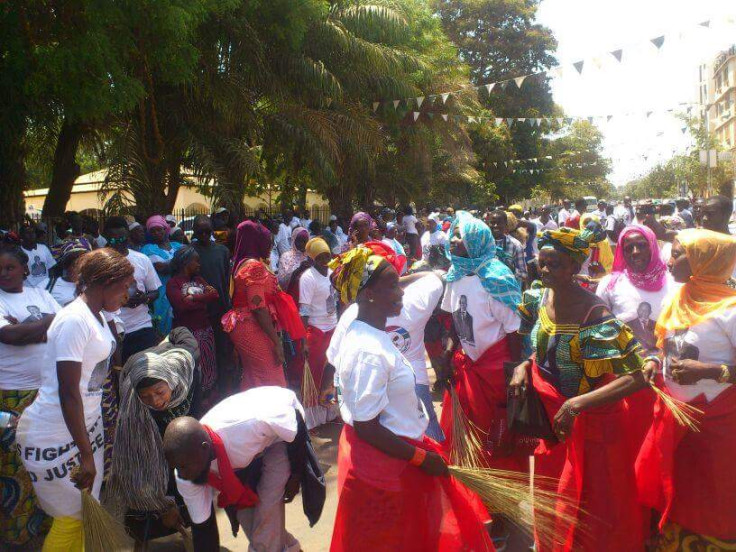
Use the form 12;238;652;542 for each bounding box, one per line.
409;447;427;467
564;402;580;417
644;356;662;370
718;364;731;384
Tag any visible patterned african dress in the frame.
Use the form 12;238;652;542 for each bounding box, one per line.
518;287;647;552
0;390;50;546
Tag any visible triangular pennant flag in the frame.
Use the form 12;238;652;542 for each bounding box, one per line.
392;100;400;110
681;127;687;134
372;102;380;112
699;20;710;28
573;60;584;74
441;93;450;104
536;118;543;127
427;112;434;120
610;49;623;62
514;76;527;88
441;114;448;122
518;118;526;123
416;97;424;108
651;36;665;49
495;118;503;126
504;161;508;167
557;118;564;126
485;83;496;94
607;115;613;122
493;162;497;167
646;111;653;118
592;56;604;70
413;112;420;121
506;118;514;126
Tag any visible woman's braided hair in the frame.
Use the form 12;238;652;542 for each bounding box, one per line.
76;248;133;290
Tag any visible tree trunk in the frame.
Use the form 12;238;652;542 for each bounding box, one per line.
41;118;84;218
0;131;27;226
165;156;181;213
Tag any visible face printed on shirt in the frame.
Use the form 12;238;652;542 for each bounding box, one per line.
386;325;412;353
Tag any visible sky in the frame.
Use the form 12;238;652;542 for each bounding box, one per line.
535;0;736;187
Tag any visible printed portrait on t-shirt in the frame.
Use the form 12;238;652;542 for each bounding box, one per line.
182;281;205;296
664;328;700;363
627;302;657;354
23;305;44;323
452;295;475;345
30;255;47;277
87;340;116;393
386;325;411;354
326;286;337;315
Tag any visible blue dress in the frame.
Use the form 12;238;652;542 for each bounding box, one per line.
141;241;183;336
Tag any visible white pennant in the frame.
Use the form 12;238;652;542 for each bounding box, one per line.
392;100;400;110
486;83;496;94
495;118;503;125
441;93;450;104
556;118;564;126
536;118;543;127
514;76;527;88
372;102;380;112
413;112;420;121
416;97;424;108
441;114;448;122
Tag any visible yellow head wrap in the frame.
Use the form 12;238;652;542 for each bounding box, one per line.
305;237;330;261
655;229;736;346
580;213;613;273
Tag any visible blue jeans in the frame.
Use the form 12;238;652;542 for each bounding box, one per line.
415;384;445;442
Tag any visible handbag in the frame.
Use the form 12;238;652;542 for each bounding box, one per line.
504;362;557;442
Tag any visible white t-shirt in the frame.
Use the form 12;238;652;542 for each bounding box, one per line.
421;230;448;258
441;274;520;361
662;307;736;403
335;320;428;440
614;205;633;226
120;249;162;334
175;387;304;524
49;278;78;307
298;267;338;332
327;275;445;386
22;245;56;288
557;208;570;226
403;214;418;235
532;218;558;232
21;297;116;432
0;287;61;389
596;273;678;356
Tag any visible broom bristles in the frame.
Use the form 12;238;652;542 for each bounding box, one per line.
449;466;585;550
81;489;131;552
650;383;703;431
448;387;485;468
301;360;320;408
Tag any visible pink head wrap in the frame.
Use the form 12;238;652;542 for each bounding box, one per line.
607;224;667;292
146;215;169;233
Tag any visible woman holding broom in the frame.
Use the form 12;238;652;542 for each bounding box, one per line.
510;225;658;552
637;229;736;551
328;243;494;552
16;249;133;551
438;210;525;470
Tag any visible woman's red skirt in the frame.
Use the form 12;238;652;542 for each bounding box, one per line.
531;361;645;552
330;425;494;552
636;384;736;540
307;326;334;388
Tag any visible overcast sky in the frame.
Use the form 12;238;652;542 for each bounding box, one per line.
535;0;736;187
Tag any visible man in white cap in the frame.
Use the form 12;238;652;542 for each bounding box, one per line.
420;212;448;259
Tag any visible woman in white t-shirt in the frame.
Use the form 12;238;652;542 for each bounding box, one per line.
0;245;61;547
401;206;422;261
299;238;338;427
16;249;134;551
46;239;92;307
637;229;736;549
328;243;493;552
439;211;524;474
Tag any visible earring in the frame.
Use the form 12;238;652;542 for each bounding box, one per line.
368;298;374;303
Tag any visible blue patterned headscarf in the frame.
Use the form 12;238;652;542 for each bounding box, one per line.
446;211;522;311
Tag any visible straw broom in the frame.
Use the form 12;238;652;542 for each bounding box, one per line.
448;386;485;468
81;489;131;552
449;465;585;550
301;359;320;409
649;383;703;431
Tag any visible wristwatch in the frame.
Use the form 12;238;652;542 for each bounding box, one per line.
718;364;731;384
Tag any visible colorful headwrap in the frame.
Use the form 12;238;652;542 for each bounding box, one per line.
291;227;309;250
659;215;685;232
146;215;169;233
347;212;377;238
655;229;736;347
329;241;406;304
538;227;595;265
232;220;272;274
52;238;92;263
607;224;667;292
305;237;330;261
446;211;521;311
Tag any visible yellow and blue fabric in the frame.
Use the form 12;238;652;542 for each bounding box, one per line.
580;213;614;273
519;288;643;398
446;210;521;311
537;222;606;266
329;241;405;305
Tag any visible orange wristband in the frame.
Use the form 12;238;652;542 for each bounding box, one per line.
409;447;426;467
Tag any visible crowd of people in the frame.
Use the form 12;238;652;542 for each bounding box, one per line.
0;193;735;552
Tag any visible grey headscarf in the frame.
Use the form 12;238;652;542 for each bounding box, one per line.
110;347;195;512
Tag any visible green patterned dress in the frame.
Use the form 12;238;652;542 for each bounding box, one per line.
518;288;643;397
